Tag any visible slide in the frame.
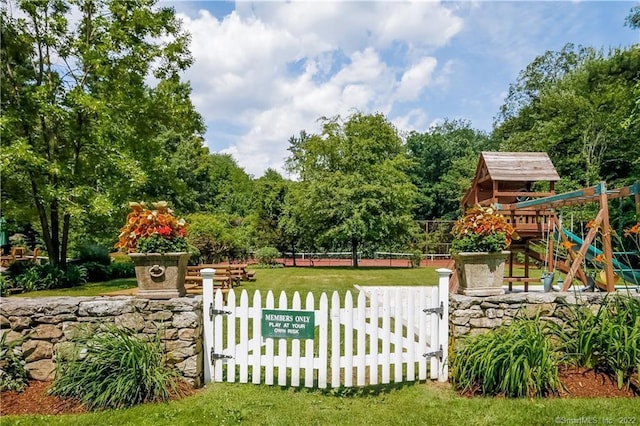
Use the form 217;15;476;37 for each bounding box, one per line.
559;228;640;286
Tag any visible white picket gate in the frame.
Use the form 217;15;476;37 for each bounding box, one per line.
202;268;451;388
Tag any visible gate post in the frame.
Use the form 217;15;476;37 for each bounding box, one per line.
436;268;451;382
201;268;215;383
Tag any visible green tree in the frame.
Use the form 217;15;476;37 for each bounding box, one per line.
251;169;290;250
187;213;252;263
286;113;417;267
495;46;640;188
0;0;202;266
406;119;497;220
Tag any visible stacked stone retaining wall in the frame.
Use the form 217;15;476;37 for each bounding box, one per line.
0;296;204;387
450;291;640;339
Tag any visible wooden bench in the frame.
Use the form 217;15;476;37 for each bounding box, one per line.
228;264;256;282
185;265;234;290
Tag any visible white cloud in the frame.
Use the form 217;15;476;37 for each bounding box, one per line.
175;2;466;176
396;57;438;102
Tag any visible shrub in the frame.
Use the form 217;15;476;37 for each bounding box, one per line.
255;246;280;265
40;264;87;289
409;250;422;268
75;243;111;265
551;295;640;389
0;332;28;392
451;317;560;397
107;261;135;279
50;324;181;410
81;262;109;282
10;264;87;292
13;266;42;292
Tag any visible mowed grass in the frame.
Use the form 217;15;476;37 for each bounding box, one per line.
3;381;639;426
8;278;138;298
7;266;441;299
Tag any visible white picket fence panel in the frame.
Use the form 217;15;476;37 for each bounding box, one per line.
202;268;450;388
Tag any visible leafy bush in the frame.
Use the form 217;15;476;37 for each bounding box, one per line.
82;261;112;282
50;324;181;410
409;250;422;268
451;317;560;397
550;295;640;389
13;266;42;292
75;243;111;265
107;261;135;279
135;233;189;254
40;264;87;289
0;274;10;296
9;264;87;292
255;247;280;265
0;332;28;392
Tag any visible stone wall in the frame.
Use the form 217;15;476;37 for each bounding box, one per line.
0;296;204;387
450;291;640;339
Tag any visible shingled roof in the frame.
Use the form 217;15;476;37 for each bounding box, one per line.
480;151;560;182
461;151;560;207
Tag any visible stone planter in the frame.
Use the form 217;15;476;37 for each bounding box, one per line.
453;251;509;296
129;252;190;299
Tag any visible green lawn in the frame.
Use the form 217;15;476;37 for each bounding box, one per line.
3;381;638;425
9;278;138;298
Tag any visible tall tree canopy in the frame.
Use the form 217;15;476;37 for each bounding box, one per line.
406;119;498;220
494;44;640;189
286;113;417;267
0;0;203;266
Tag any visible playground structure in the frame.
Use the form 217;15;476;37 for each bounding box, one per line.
451;152;640;293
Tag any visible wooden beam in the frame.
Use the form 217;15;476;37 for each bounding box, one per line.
562;209;604;290
599;182;615;292
494;191;555;198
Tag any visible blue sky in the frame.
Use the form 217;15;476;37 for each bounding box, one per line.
166;1;639;177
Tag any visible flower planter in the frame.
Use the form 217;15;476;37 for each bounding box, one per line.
453;251;509;296
129;252;190;299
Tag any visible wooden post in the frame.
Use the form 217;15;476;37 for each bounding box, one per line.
598;182;615;292
508;251;514;292
524;248;530;292
562;209;604;290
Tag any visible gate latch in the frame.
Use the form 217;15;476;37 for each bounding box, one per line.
423;345;443;360
423;302;444;319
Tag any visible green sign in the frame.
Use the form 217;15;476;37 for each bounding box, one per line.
261;309;315;339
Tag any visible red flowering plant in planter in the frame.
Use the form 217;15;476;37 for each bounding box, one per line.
115;201;189;254
451;205;519;254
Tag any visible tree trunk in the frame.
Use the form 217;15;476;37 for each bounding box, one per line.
292;242;297;267
351;238;359;268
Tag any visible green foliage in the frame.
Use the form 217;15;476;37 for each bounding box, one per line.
187;213;251;263
50;324;180;410
286;113;417;267
75;244;111;266
255;247;280;265
409;250;423;268
8;264;87;292
0;0;202;267
450;232;508;253
0;274;12;297
451;317;560;397
406;119;498;220
136;234;189;254
0;332;28;392
550;295;640;389
495;44;640;189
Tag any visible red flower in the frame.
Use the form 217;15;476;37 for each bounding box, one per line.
157;226;172;237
